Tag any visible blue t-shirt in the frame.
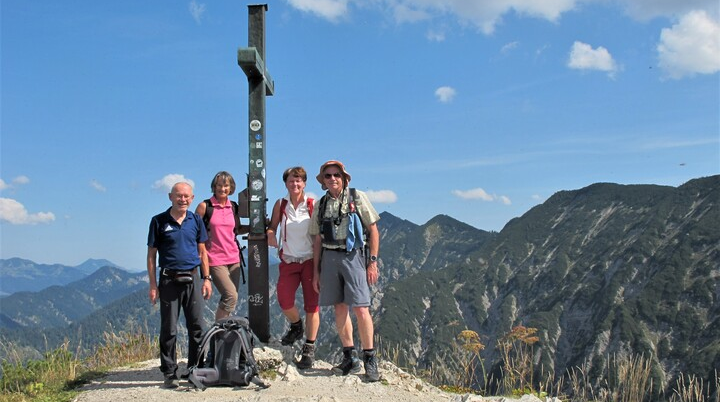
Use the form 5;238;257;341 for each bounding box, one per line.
147;208;208;271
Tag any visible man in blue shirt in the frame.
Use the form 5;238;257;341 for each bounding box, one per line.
147;182;213;388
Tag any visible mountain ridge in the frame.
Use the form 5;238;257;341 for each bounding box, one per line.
1;175;717;396
376;175;719;395
0;257;127;296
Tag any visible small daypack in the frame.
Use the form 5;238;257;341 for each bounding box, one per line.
188;316;268;390
202;199;247;284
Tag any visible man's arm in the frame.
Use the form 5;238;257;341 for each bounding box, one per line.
195;200;206;218
366;222;379;285
312;235;322;293
198;242;212;300
147;247;159;305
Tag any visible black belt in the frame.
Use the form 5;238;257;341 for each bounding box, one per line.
323;247;347;252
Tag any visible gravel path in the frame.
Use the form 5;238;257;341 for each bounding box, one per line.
73;356;461;402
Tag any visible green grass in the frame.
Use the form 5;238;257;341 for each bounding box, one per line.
0;326;157;402
380;327;720;402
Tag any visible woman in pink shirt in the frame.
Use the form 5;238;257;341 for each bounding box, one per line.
195;171;248;320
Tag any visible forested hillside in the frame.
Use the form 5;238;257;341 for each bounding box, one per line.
376;175;719;396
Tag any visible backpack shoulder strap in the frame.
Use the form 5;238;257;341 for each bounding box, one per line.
228;200;246;283
194;324;224;368
278;198;290;246
317;195;328;224
348;188;365;229
230;200;242;233
279;198;288;219
307;198;314;217
202;199;213;230
232;323;268;388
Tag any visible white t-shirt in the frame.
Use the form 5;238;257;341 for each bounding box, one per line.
279;194;313;260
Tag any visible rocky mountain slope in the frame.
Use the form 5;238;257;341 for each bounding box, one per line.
376;175;719;394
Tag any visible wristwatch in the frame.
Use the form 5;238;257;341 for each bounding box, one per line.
369;255;378;263
202;275;212;281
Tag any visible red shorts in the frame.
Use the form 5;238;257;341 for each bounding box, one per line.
276;259;319;313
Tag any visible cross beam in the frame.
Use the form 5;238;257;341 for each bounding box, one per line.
238;48;274;95
238;4;273;343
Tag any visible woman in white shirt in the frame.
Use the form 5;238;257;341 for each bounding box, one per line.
267;166;319;369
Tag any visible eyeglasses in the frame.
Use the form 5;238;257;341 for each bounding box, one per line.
324;173;342;179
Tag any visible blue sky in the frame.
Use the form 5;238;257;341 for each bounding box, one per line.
1;0;719;271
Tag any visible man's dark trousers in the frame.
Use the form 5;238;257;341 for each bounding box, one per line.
158;270;204;378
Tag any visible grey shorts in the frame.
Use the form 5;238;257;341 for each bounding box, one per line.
319;248;370;307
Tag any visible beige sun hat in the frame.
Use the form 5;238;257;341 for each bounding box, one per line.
316;160;351;190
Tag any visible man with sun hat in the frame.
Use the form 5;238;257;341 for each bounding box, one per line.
309;160;381;382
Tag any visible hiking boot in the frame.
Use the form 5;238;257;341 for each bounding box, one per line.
363;350;380;382
332;349;361;376
295;343;315;369
281;320;304;346
163;376;179;389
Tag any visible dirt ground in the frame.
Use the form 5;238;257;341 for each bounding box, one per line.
73;356;461;402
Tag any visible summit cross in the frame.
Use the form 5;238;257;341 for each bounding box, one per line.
237;4;274;343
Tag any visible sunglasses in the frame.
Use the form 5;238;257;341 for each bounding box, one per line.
324;172;342;179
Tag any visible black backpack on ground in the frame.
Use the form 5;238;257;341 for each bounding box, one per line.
188;316;269;390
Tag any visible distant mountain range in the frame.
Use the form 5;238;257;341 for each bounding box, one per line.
0;258;123;296
0;175;717;396
0;266;147;329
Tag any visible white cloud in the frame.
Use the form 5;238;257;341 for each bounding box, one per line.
452;188;511;204
501;41;519;54
286;0;580;33
435;86;457;103
387;0;578;35
90;179;107;192
568;41;619;77
189;1;206;24
365;190;398;204
452;188;494;201
617;0;718;21
153;174;195;193
394;3;430;24
288;0;348;22
657;10;720;79
641;137;719;150
426;29;446;42
0;198;55;225
1;176;30;191
12;176;29;185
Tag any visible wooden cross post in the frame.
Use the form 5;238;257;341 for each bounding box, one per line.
237;4;274;343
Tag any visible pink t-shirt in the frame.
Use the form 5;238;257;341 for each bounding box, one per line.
206;196;240;266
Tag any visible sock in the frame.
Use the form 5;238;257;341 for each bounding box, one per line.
305;339;315;344
290;320;302;328
343;346;355;358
